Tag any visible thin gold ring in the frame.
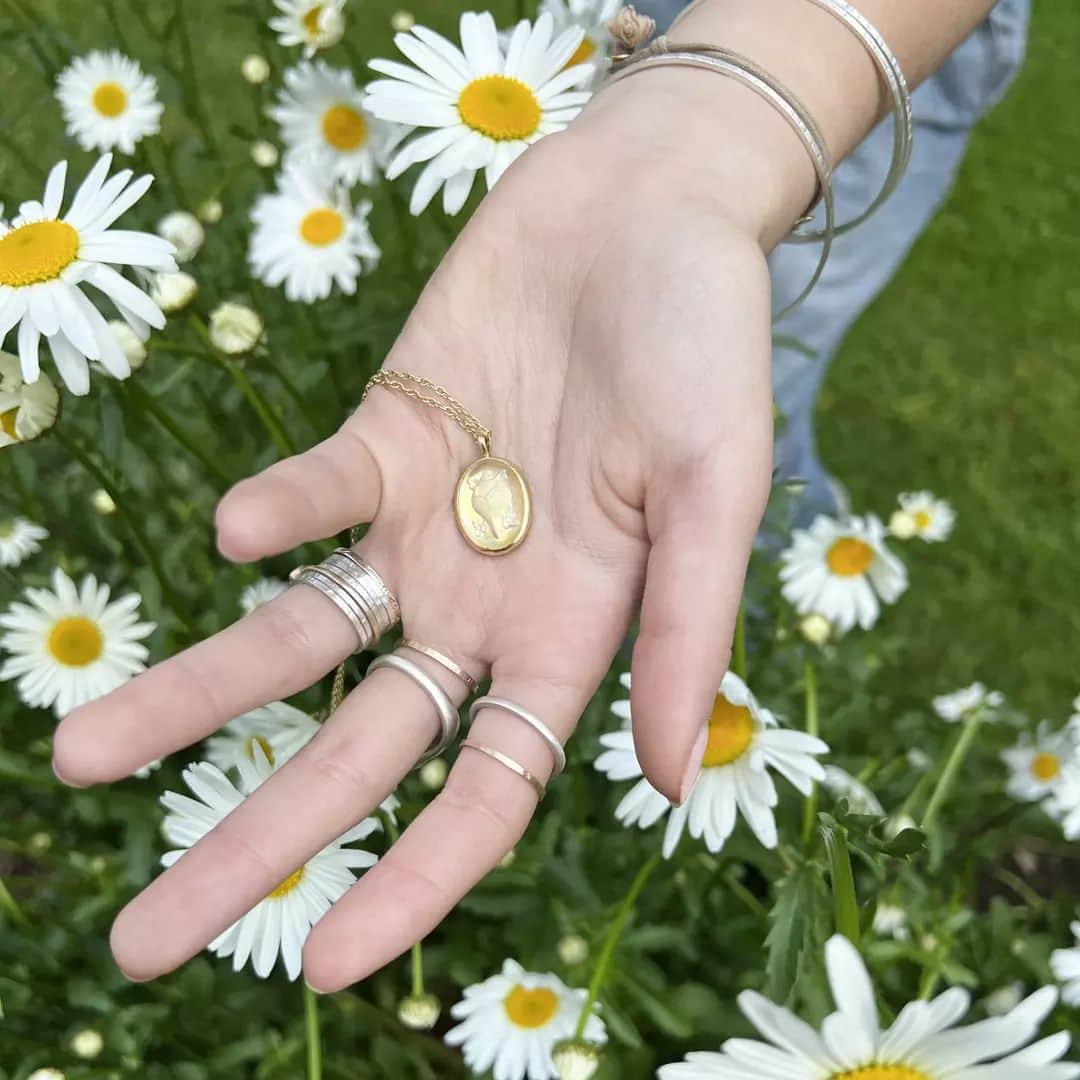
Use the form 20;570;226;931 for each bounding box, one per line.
460;741;545;800
399;639;480;694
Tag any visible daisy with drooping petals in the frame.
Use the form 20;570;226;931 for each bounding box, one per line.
161;745;380;980
540;0;623;78
658;934;1078;1080
0;517;48;567
240;577;288;614
1002;721;1080;804
595;672;828;858
0;567;154;717
894;490;956;543
780;513;908;634
55;51;163;154
249;165;380;303
0;351;59;445
204;700;321;774
445;958;605;1080
0;155;176;394
1052;924;1080;1008
365;11;594;215
932;681;1004;723
270;0;346;56
270;61;403;187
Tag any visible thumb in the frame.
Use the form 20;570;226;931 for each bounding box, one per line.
629;462;768;803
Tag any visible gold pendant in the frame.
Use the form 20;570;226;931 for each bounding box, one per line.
454;455;531;555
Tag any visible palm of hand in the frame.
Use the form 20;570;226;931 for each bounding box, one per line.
53;135;774;991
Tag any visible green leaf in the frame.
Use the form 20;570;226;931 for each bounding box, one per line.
764;860;829;1005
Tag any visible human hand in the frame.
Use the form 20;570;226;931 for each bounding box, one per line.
52;73;788;992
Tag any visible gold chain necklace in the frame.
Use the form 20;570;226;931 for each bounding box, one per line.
363;370;532;555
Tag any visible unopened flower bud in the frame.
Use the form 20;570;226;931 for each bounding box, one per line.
557;934;588;965
70;1029;104;1059
251;140;279;168
390;10;415;31
397;992;440;1030
798;613;831;646
157;210;204;262
28;831;52;854
209;301;263;355
198;197;224;224
108;320;147;369
552;1040;601;1080
241;54;271;84
91;488;117;515
150;270;198;313
28;1069;66;1080
419;757;447;790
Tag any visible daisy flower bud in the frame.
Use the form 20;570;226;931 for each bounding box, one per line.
209;301;263;356
390;10;415;31
156;210;204;262
70;1029;104;1059
107;320;147;369
241;54;271;85
798;612;831;646
150;271;198;313
888;509;918;539
28;1069;66;1080
552;1040;601;1080
397;992;441;1030
984;981;1025;1016
90;488;117;515
419;757;447;790
557;934;588;966
251;139;279;168
198;197;224;223
28;831;52;853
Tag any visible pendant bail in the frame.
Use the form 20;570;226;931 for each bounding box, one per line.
478;432;492;458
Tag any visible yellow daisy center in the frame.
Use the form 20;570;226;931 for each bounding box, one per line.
833;1068;928;1080
47;616;104;667
702;693;754;768
92;81;128;117
0;220;80;287
564;37;597;69
266;867;304;900
826;536;874;577
1032;752;1061;781
504;985;559;1028
302;4;324;34
322;103;367;150
913;510;932;530
299;207;345;246
1;408;19;440
458;75;542;141
245;734;275;766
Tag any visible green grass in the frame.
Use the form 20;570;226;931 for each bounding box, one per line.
818;0;1080;719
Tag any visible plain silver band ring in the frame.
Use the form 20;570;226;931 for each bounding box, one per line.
399;639;480;694
468;695;566;778
368;652;460;763
461;741;545;800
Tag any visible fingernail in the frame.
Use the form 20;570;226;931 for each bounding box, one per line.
677;724;708;804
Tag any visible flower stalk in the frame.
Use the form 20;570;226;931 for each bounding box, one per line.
800;659;820;846
732;606;747;681
303;981;322;1080
921;713;981;832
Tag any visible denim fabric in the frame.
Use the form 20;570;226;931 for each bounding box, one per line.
632;0;1031;515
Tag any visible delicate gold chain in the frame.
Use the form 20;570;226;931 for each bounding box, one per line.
363;370;492;455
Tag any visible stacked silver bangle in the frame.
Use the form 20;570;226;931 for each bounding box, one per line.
290;548;400;652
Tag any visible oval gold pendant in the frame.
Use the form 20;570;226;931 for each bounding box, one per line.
454;456;531;555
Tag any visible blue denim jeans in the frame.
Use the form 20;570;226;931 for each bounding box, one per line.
634;0;1031;515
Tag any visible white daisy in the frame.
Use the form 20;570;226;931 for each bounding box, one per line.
539;0;623;79
0;155;176;394
161;744;378;980
0;517;48;567
240;577;288;614
1003;721;1080;804
821;765;884;816
932;682;1005;723
248;165;380;303
270;61;403;187
0;350;59;444
0;567;154;717
1052;924;1080;1008
204;700;321;773
1045;772;1080;841
55;50;163;154
780;514;908;634
270;0;346;56
364;11;594;215
445;958;605;1080
658;934;1078;1080
595;672;828;858
896;490;956;542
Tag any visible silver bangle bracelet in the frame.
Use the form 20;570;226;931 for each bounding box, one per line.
605;41;835;320
790;0;912;239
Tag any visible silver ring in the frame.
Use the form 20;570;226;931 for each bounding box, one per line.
290;548;398;653
468;695;566;778
369;652;460;763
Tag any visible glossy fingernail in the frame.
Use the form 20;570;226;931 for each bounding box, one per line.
677;724;708;805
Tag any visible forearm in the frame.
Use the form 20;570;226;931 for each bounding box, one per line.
574;0;997;247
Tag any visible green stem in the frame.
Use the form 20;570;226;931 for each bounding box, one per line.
822;822;860;946
380;810;427;999
732;606;746;681
800;659;820;846
54;428;197;635
173;0;221;157
0;127;39;182
120;380;233;489
921;714;981;832
0;875;29;929
723;867;768;919
264;351;327;438
573;854;660;1040
303;982;322;1080
102;0;133;54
